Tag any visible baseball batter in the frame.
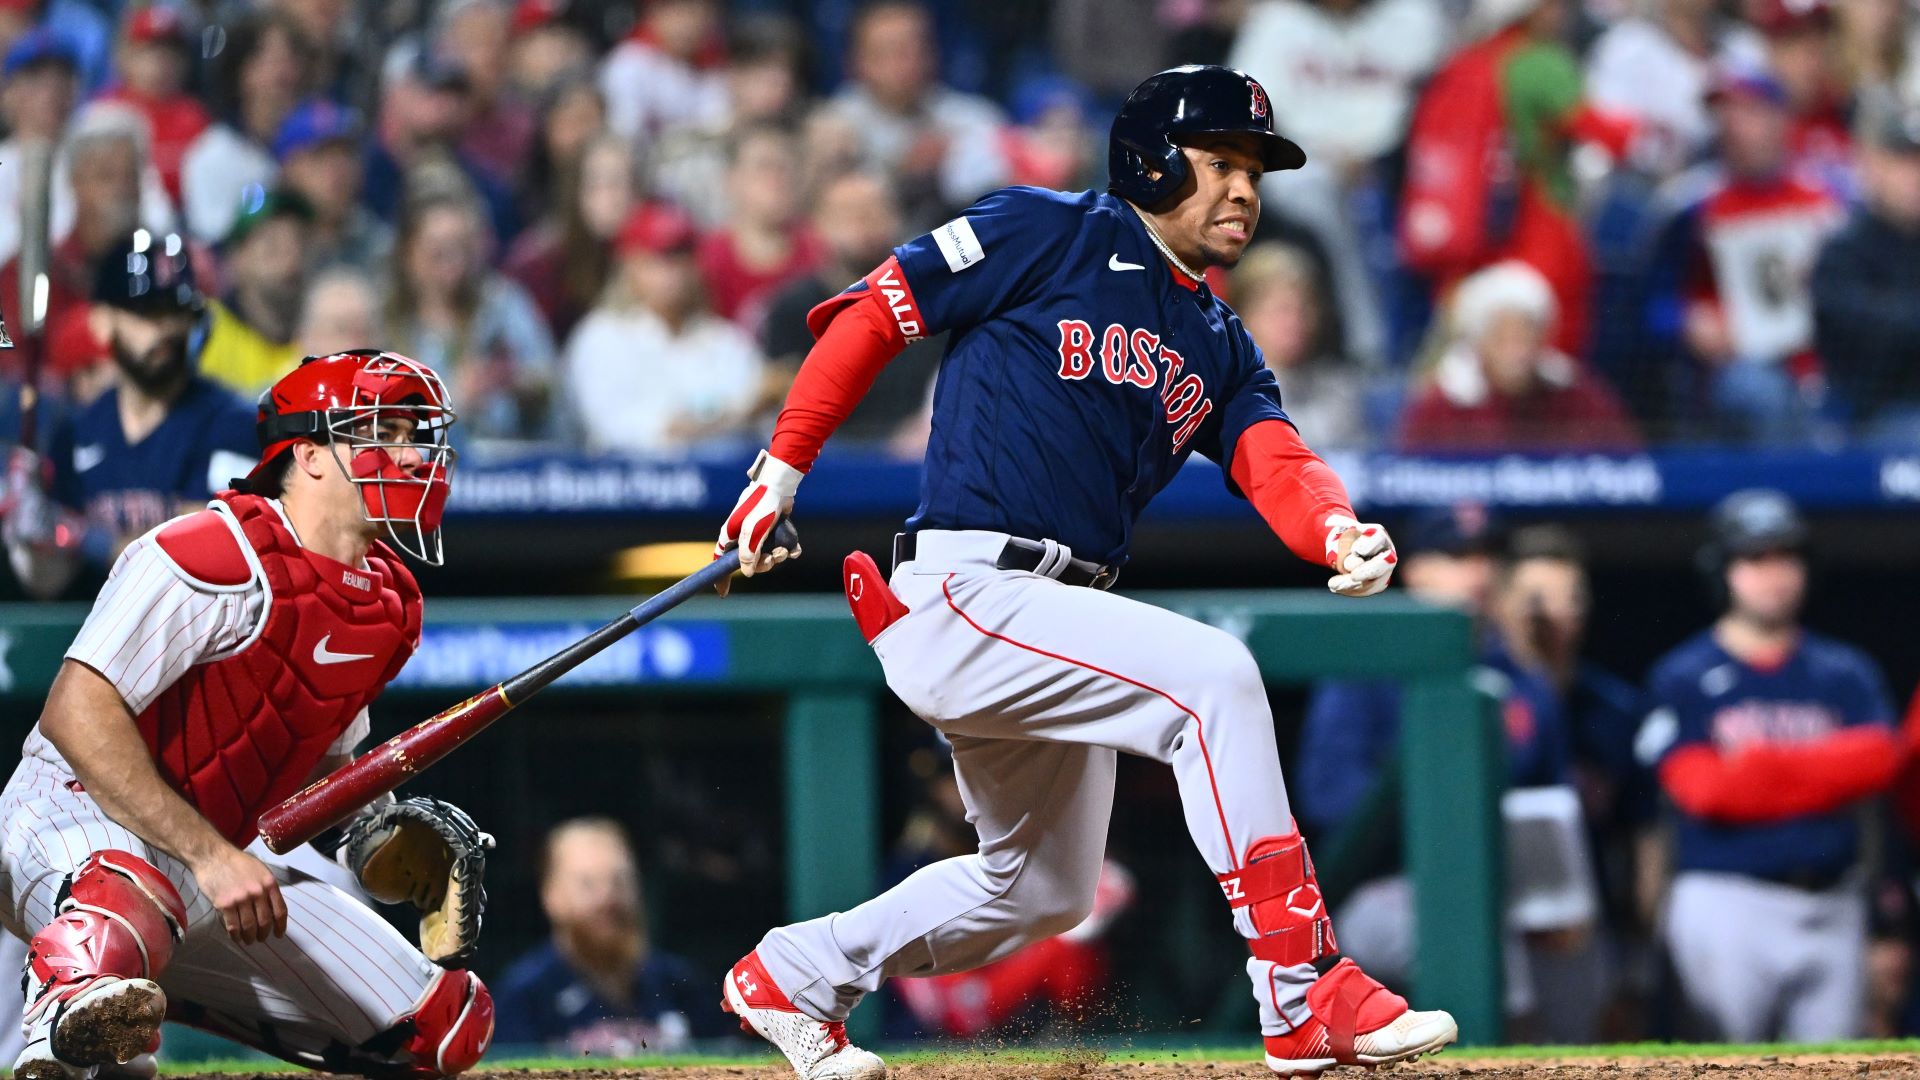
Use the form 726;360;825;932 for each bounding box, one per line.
0;330;496;1080
714;66;1458;1078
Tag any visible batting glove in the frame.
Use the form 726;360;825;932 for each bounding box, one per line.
715;450;803;597
1323;514;1397;597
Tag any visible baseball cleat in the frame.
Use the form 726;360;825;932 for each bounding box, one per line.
14;976;167;1080
1262;959;1456;1076
721;951;886;1080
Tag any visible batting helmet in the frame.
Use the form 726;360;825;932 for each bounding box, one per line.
1697;488;1807;595
250;349;458;565
1107;65;1305;208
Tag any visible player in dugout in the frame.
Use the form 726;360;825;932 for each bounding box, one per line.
0;343;497;1080
712;65;1457;1078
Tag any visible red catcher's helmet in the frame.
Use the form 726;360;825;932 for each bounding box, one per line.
251;349;457;565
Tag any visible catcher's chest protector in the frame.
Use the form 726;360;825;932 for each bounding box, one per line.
138;492;421;846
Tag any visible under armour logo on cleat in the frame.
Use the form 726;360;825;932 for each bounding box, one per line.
737;971;758;996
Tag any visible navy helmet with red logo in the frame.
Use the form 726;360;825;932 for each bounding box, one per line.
1107;65;1306;209
250;349;458;565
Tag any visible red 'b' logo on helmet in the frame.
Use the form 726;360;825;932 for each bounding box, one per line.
1248;79;1270;122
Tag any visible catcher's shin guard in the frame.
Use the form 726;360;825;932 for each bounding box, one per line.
1217;832;1336;966
16;852;185;1080
389;968;493;1078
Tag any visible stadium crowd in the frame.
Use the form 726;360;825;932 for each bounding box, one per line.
0;0;1919;1058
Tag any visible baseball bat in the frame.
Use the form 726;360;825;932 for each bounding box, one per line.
10;137;54;448
256;523;798;853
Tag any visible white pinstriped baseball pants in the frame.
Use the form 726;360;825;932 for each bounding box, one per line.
0;754;441;1061
757;531;1316;1037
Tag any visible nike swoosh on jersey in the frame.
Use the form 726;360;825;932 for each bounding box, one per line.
312;634;376;665
1108;255;1146;272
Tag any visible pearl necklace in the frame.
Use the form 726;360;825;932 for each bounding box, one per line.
1128;203;1205;285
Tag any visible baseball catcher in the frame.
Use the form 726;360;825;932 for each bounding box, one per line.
0;331;495;1080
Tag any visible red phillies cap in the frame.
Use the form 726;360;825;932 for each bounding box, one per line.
616;203;698;256
125;5;188;45
512;0;567;33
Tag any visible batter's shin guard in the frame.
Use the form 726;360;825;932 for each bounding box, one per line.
18;852;186;1075
388;969;493;1078
1216;832;1337;967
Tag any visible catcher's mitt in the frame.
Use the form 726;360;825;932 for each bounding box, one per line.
339;797;492;966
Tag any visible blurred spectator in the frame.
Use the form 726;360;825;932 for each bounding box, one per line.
364;49;519;247
277;0;382;113
1399;0;1634;356
1;104;168;344
296;268;381;358
1228;0;1446;176
695;123;823;330
1755;0;1855;195
998;75;1099;191
650;15;808;228
826;1;1010;229
386;186;557;444
1636;489;1898;1041
565;203;763;455
97;6;208;203
274;100;393;275
493;818;717;1054
199;189;313;397
508;0;595;101
440;0;538;190
518;75;606;233
505;132;634;345
1398;261;1640;450
882;740;1134;1039
1586;0;1767;178
6;232;252;598
0;29;79;269
761;170;939;443
1050;0;1171;102
31;0;110;94
598;0;727;144
180;10;314;246
1231;243;1369;449
1646;67;1841;443
1835;0;1920;114
1813;100;1920;440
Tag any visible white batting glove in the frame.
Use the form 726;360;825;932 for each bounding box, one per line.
1323;514;1397;597
714;450;803;597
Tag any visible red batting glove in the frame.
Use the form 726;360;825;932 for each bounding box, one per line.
713;450;803;597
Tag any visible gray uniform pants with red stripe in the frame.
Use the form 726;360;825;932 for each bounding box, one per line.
0;754;442;1066
756;530;1316;1035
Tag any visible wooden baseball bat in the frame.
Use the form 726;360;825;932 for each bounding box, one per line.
257;524;798;853
10;138;54;448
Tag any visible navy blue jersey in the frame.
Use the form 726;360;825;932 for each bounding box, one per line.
490;942;719;1050
48;376;256;566
886;186;1289;566
1638;629;1895;879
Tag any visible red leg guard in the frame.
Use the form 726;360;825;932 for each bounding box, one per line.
28;851;187;996
394;969;493;1077
1216;833;1337;966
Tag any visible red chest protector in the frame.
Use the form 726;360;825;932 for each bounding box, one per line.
138;492;421;845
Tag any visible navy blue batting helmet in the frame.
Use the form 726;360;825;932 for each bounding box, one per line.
1107;65;1305;208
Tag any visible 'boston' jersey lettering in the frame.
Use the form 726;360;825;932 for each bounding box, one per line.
865;186;1290;566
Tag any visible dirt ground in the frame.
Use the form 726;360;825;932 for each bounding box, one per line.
182;1052;1920;1080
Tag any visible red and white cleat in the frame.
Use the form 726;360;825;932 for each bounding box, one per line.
1262;959;1457;1076
721;952;886;1080
12;976;167;1080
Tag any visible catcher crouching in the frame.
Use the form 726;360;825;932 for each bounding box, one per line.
0;343;494;1080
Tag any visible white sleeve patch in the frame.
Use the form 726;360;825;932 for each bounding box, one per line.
932;216;985;273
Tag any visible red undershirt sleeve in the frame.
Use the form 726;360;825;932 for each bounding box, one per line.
1226;418;1357;568
1657;727;1903;825
767;258;919;472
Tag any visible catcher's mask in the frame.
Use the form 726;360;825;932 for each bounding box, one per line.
250;349;458;565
